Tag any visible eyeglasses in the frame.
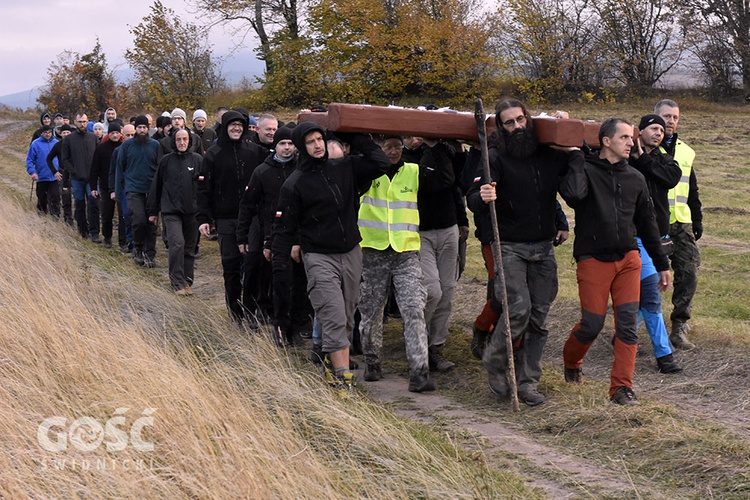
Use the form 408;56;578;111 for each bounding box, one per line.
501;115;526;127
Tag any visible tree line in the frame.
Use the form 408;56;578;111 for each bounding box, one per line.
39;0;749;115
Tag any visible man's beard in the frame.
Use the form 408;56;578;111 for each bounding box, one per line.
135;132;149;143
502;122;538;159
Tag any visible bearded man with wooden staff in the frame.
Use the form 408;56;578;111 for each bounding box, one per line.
467;98;585;407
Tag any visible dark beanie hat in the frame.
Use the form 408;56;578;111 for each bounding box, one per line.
134;115;149;128
638;114;666;131
108;122;122;133
272;126;293;149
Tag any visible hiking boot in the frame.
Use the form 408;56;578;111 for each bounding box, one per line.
656;353;683;373
133;249;145;266
175;288;190;297
321;356;336;384
610;386;640;406
408;368;436;393
185;284;194;296
91;234;102;244
309;344;324;364
487;372;509;397
333;371;358;399
428;345;455;372
143;254;156;268
364;363;382;382
119;244;130;253
103;238;112;248
564;367;584;384
518;388;548;406
470;326;490;360
670;322;695;350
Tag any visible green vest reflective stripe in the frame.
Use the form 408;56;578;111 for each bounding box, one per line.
359;163;420;251
661;139;695;224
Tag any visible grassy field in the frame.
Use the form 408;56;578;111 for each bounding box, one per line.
1;100;749;498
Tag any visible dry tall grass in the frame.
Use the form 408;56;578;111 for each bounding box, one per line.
0;194;534;497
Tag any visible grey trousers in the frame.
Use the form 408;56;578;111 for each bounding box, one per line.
483;241;558;392
420;225;459;347
359;247;429;372
163;213;198;290
303;247;362;353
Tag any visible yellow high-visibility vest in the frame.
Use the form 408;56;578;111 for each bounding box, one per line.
661;139;695;224
358;163;420;252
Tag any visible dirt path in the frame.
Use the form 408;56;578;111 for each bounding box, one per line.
2;116;748;498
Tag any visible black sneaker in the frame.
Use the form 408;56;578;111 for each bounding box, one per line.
91;234;102;244
408;369;436;393
143;254;156;268
103;238;112;249
133;249;145;266
610;386;640;406
364;363;382;382
564;367;583;384
656;354;683;374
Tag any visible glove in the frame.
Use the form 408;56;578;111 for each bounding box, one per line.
693;222;703;241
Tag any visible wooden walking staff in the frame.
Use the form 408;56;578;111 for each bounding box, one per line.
474;98;520;412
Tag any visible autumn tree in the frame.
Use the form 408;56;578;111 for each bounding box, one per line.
495;0;610;102
683;0;750;94
592;0;685;88
38;40;118;115
191;0;301;75
306;0;498;105
125;1;224;110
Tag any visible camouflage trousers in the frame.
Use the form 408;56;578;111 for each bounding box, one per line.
669;222;700;324
359;248;429;372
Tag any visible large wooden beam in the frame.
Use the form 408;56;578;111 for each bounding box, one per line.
298;103;604;147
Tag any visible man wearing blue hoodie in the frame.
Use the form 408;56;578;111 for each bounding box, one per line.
26;125;61;216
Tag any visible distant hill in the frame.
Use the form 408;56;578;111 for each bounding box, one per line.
0;51;264;112
0;88;41;111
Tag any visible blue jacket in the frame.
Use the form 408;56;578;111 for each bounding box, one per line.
115;136;159;196
26;135;58;182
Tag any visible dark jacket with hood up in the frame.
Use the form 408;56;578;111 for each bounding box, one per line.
31;112;52;143
559;151;668;271
197;111;265;225
271;122;390;257
147;132;202;216
89;135;123;193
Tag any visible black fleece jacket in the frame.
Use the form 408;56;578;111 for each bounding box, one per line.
467;138;583;243
271;122;390;257
148;133;202;216
629;148;681;236
197;111;265;224
89;138;122;193
559;152;668;271
236;153;297;246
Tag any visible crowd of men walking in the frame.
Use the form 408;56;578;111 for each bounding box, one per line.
25;98;702;404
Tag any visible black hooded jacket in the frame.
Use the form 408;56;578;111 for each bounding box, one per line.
271;122;390;256
629;148;681;235
236;152;297;247
31;112;52;143
197;111;265;224
559;151;668;271
147;131;202;216
467;132;583;244
89;136;123;193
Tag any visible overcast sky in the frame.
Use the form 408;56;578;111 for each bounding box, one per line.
0;0;258;96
